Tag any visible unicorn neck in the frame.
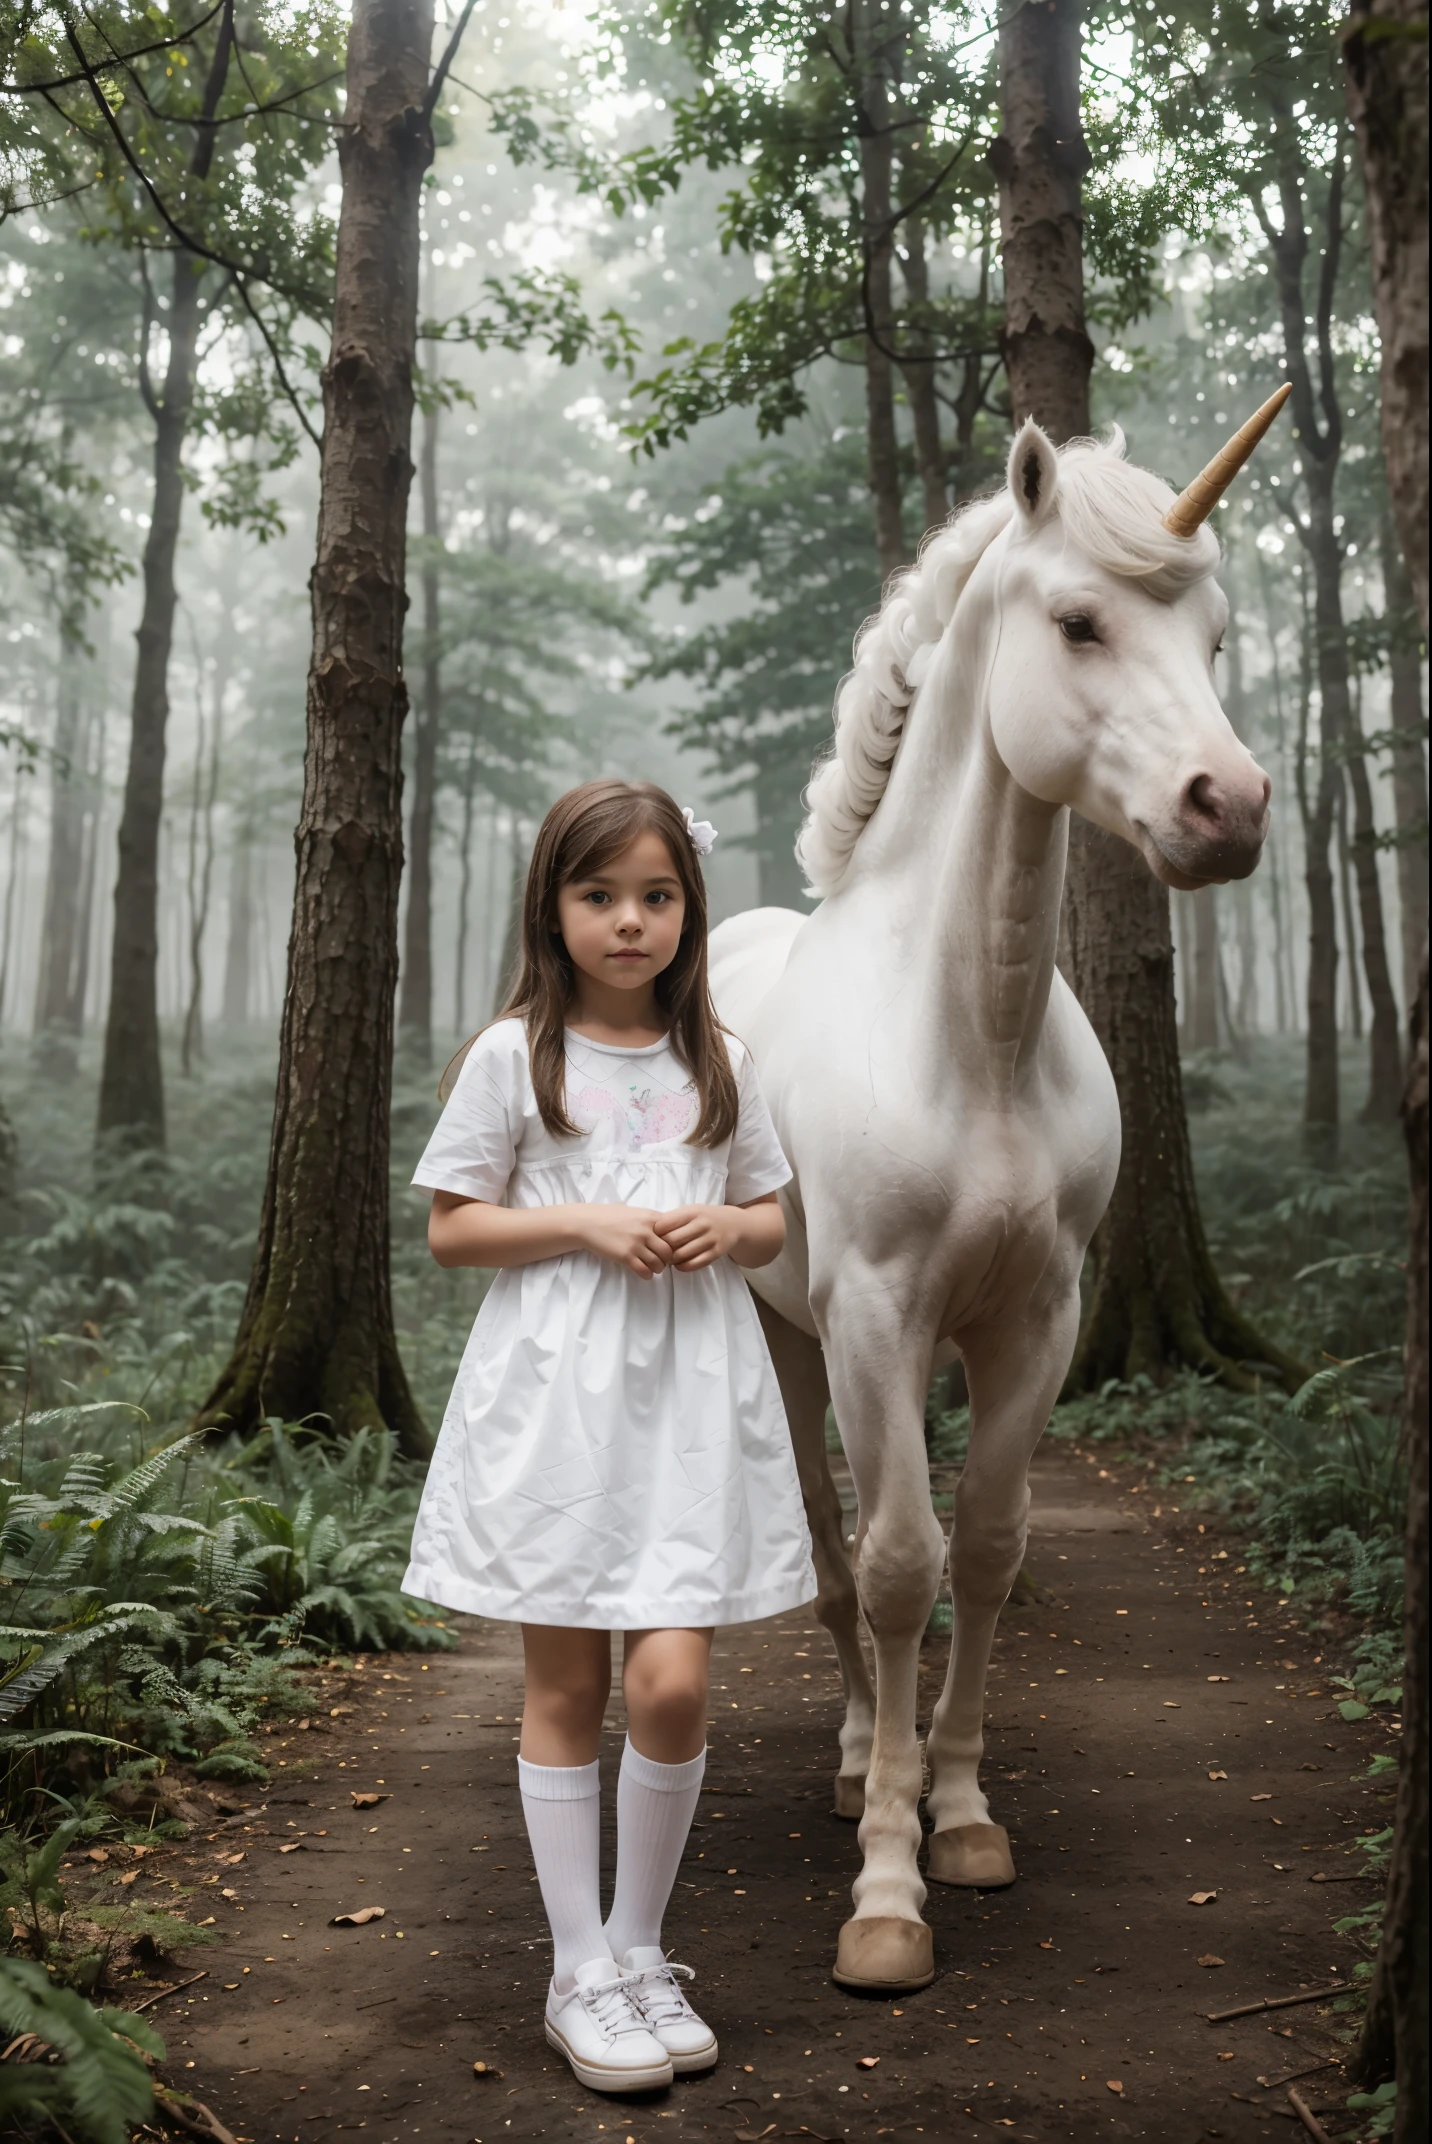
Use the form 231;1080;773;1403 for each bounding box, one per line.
851;646;1069;1083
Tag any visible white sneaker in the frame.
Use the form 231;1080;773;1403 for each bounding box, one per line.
616;1945;719;2073
544;1957;674;2092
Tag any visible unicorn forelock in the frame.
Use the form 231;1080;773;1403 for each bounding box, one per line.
795;432;1221;897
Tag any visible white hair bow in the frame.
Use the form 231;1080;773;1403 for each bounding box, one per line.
682;806;718;858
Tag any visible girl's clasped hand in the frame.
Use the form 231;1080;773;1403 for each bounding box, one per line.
401;778;817;2099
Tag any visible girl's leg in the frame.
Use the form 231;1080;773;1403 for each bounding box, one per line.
519;1625;612;1993
604;1627;712;1960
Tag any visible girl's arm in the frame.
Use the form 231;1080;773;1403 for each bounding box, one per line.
652;1192;785;1272
428;1192;674;1277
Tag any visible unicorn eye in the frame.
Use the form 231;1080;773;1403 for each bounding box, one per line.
1059;612;1099;644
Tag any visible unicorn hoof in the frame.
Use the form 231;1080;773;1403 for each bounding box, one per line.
832;1916;935;1992
832;1774;866;1821
926;1823;1016;1889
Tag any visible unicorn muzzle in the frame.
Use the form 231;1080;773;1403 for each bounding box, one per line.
1155;762;1271;884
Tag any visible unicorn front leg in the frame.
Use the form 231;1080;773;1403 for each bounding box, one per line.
820;1287;947;1994
923;1285;1082;1886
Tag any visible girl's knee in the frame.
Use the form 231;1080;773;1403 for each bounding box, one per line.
626;1670;707;1752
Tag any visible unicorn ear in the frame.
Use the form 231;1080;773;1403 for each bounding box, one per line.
1007;419;1060;528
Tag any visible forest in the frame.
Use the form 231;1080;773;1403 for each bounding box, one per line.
0;2;1426;2141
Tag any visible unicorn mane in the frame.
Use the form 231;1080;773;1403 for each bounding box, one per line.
795;431;1222;897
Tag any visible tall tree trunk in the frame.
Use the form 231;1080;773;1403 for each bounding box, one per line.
453;729;480;1032
96;6;235;1148
1062;820;1302;1389
399;395;442;1057
1342;676;1404;1117
1344;0;1429;634
895;181;948;538
181;666;222;1076
989;0;1093;443
1187;889;1221;1052
68;703;104;1034
995;0;1292;1389
1234;879;1258;1037
200;0;436;1455
858;15;906;582
1383;517;1429;1012
221;830;253;1026
1336;772;1364;1037
1353;947;1429;2135
0;772;30;1026
33;598;87;1072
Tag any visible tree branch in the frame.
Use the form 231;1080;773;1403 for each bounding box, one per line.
422;0;481;125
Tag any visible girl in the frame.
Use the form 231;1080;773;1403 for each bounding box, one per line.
403;779;816;2093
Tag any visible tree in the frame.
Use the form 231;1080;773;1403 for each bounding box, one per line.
1343;0;1429;634
648;442;884;906
397;394;443;1061
3;3;346;1145
997;0;1300;1390
200;0;454;1454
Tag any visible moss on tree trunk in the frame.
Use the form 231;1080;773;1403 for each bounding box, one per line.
200;0;436;1458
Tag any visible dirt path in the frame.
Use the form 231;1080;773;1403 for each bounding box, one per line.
151;1442;1389;2144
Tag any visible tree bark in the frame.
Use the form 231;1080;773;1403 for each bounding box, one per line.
994;1;1291;1389
1353;946;1429;2135
1061;821;1302;1387
1342;679;1404;1117
858;16;906;582
1382;517;1429;1013
1186;888;1221;1052
181;666;222;1076
399;395;442;1058
200;0;436;1455
895;189;948;539
33;598;87;1071
68;703;103;1034
989;0;1093;443
221;829;253;1026
96;6;235;1148
1344;0;1429;633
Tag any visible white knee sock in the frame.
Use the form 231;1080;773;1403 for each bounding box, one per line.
517;1756;611;1995
603;1738;707;1959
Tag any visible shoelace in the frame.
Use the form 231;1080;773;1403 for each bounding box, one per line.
578;1975;655;2043
628;1960;698;2031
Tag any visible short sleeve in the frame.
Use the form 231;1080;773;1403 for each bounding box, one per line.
724;1045;792;1205
411;1024;524;1203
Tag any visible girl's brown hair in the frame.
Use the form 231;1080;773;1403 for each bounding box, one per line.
442;779;739;1146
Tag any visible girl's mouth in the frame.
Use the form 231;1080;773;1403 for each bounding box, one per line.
609;949;647;961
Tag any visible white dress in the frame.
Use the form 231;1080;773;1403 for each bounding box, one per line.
402;1020;817;1630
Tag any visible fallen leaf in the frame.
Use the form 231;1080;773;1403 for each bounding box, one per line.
119;1870;140;1887
1189;1891;1217;1905
1106;2079;1123;2095
1038;1940;1054;1950
85;1848;109;1864
1163;1701;1181;1708
279;1842;303;1854
856;2056;880;2069
330;1906;386;1926
216;1852;245;1866
1217;2051;1234;2062
1207;1769;1228;1781
472;2061;504;2079
350;1792;389;1809
1250;1793;1273;1802
1207;1675;1230;1682
220;1888;239;1900
1197;1955;1225;1968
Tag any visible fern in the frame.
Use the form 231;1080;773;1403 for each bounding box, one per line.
0;1956;161;2144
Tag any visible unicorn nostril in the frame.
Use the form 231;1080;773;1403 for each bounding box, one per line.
1185;772;1223;826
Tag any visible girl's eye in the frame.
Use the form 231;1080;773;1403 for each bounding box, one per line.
583;890;610;906
645;890;673;906
1058;613;1099;644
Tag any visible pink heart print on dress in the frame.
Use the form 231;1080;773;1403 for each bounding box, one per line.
572;1083;697;1149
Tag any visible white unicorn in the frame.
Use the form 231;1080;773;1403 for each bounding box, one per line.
709;400;1286;1992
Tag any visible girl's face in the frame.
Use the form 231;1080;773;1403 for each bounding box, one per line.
555;828;688;998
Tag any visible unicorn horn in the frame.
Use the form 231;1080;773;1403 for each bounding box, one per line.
1163;383;1293;537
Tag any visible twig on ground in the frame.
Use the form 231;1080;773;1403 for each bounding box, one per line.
1258;2060;1341;2090
153;2089;239;2144
1205;1982;1346;2023
1287;2087;1332;2142
130;1971;208;2013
